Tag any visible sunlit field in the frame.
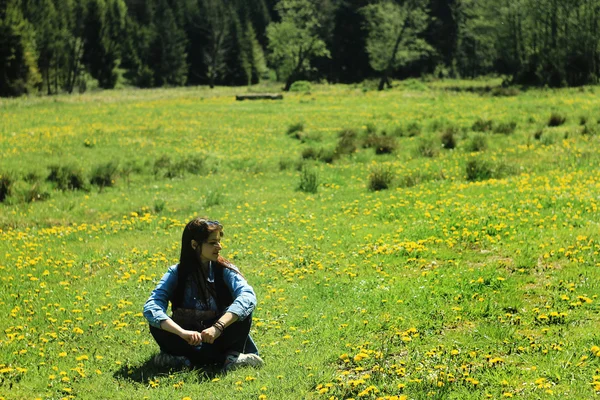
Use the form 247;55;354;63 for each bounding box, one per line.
1;82;599;399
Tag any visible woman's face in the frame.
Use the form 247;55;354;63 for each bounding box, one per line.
194;230;222;265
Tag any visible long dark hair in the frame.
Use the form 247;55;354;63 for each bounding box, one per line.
171;217;238;309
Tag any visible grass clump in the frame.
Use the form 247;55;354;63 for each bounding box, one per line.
466;158;494;181
287;122;305;137
0;172;14;202
548;112;566;127
493;121;517;135
47;165;87;191
368;165;393;191
472;118;494;132
440;127;457;149
363;134;398;154
417;136;439;157
297;167;319;193
289;80;311;92
393;121;421;137
334;129;358;157
23;183;50;203
465;133;488;152
90;161;119;189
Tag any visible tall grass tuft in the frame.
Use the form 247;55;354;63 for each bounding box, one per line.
334;129;358;157
47;165;87;191
465;133;488;152
298;167;319;193
287;122;305;137
90;161;119;189
368;165;394;191
0;172;14;202
417;136;439;157
440;127;457;149
472;118;494;132
548;112;566;127
493;121;517;135
466;158;494;181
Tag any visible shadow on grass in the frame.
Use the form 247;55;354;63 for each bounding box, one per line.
113;356;223;384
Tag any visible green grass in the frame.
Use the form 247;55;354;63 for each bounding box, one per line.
1;81;599;399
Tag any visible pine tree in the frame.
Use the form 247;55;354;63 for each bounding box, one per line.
0;0;41;96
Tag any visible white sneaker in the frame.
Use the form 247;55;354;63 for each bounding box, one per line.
223;353;264;372
153;352;192;369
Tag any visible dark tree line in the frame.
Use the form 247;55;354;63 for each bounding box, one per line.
1;0;600;97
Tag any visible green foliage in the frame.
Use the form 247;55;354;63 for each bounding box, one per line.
0;2;41;96
289;80;311;92
465;132;488;152
417;135;439;157
440;127;457;149
297;166;319;193
361;0;431;89
465;158;494;181
368;164;393;191
472;118;494;132
46;164;87;191
267;0;330;90
334;129;358;157
0;172;14;202
494;121;517;135
548;112;567;127
90;161;119;189
286;121;305;137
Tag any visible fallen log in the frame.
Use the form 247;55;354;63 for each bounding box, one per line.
235;93;283;101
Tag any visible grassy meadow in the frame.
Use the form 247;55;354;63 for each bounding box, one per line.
1;81;599;399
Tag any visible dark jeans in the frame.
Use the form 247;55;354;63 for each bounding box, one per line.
149;315;253;366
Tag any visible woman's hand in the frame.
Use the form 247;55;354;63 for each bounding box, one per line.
200;326;221;344
180;330;202;346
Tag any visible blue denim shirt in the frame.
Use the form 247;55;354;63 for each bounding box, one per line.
143;262;257;329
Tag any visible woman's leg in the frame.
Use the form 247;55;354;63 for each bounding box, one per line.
214;314;252;355
149;325;222;366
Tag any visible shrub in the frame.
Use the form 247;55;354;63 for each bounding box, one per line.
289;80;311;92
0;173;14;202
47;165;86;191
334;129;358;157
465;133;488;152
417;136;439;157
466;158;494;181
472;118;494;132
298;167;319;193
368;165;394;191
494;121;517;135
90;161;119;189
440;127;457;149
548;112;566;127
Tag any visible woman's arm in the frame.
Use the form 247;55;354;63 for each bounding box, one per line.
161;318;202;345
200;311;238;344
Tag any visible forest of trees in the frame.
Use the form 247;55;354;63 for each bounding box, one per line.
1;0;600;97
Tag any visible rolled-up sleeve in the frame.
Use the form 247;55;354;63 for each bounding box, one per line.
223;266;256;321
143;265;178;328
